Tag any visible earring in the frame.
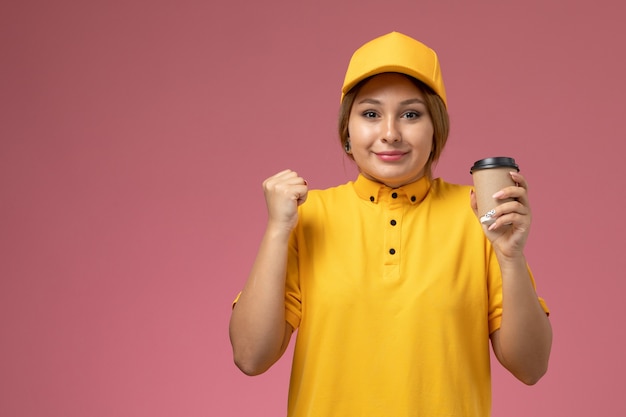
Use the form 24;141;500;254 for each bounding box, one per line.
344;140;351;153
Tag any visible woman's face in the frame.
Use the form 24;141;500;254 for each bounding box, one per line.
347;73;434;188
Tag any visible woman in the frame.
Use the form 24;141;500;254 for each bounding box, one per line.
229;31;552;417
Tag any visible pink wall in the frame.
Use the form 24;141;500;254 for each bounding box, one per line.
2;0;625;415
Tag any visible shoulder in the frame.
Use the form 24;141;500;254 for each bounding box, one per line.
296;181;358;229
428;178;485;237
430;178;472;201
426;178;476;220
305;181;356;206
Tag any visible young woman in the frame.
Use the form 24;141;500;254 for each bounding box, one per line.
229;31;552;417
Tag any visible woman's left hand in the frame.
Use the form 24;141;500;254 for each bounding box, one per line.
470;171;531;259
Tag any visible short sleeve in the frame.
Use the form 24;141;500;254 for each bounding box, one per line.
285;229;302;330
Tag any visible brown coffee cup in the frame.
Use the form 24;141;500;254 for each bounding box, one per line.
470;157;519;226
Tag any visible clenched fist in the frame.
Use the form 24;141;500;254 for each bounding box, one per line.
262;169;308;233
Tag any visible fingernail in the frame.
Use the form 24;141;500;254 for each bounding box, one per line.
492;191;504;198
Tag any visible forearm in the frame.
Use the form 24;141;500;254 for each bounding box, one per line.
493;254;552;385
229;224;292;375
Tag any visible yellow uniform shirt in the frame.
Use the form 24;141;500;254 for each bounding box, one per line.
283;175;548;417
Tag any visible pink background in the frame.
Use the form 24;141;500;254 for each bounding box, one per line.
2;0;625;415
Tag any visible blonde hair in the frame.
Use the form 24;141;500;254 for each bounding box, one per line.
338;74;450;179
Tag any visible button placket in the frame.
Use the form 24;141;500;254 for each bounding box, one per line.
383;189;403;279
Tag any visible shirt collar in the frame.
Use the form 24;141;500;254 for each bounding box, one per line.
353;174;431;205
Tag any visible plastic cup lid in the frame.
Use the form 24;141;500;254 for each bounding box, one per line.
470;157;519;174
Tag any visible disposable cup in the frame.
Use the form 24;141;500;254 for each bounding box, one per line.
470;157;519;226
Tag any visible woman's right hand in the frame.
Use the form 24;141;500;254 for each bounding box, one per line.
262;169;308;232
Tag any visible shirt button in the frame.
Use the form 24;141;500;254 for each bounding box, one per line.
391;192;398;198
389;248;396;255
390;219;397;226
370;196;375;202
411;196;416;202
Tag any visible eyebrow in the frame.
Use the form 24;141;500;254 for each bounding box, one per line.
357;98;426;105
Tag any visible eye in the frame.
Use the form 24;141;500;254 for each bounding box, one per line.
362;111;378;118
402;111;422;120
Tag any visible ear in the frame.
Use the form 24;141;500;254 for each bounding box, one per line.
344;140;352;154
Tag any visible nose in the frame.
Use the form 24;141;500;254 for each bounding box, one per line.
382;117;401;143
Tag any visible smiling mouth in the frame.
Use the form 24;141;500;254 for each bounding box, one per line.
375;151;407;161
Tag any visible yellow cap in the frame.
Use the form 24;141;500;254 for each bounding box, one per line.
341;31;447;106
